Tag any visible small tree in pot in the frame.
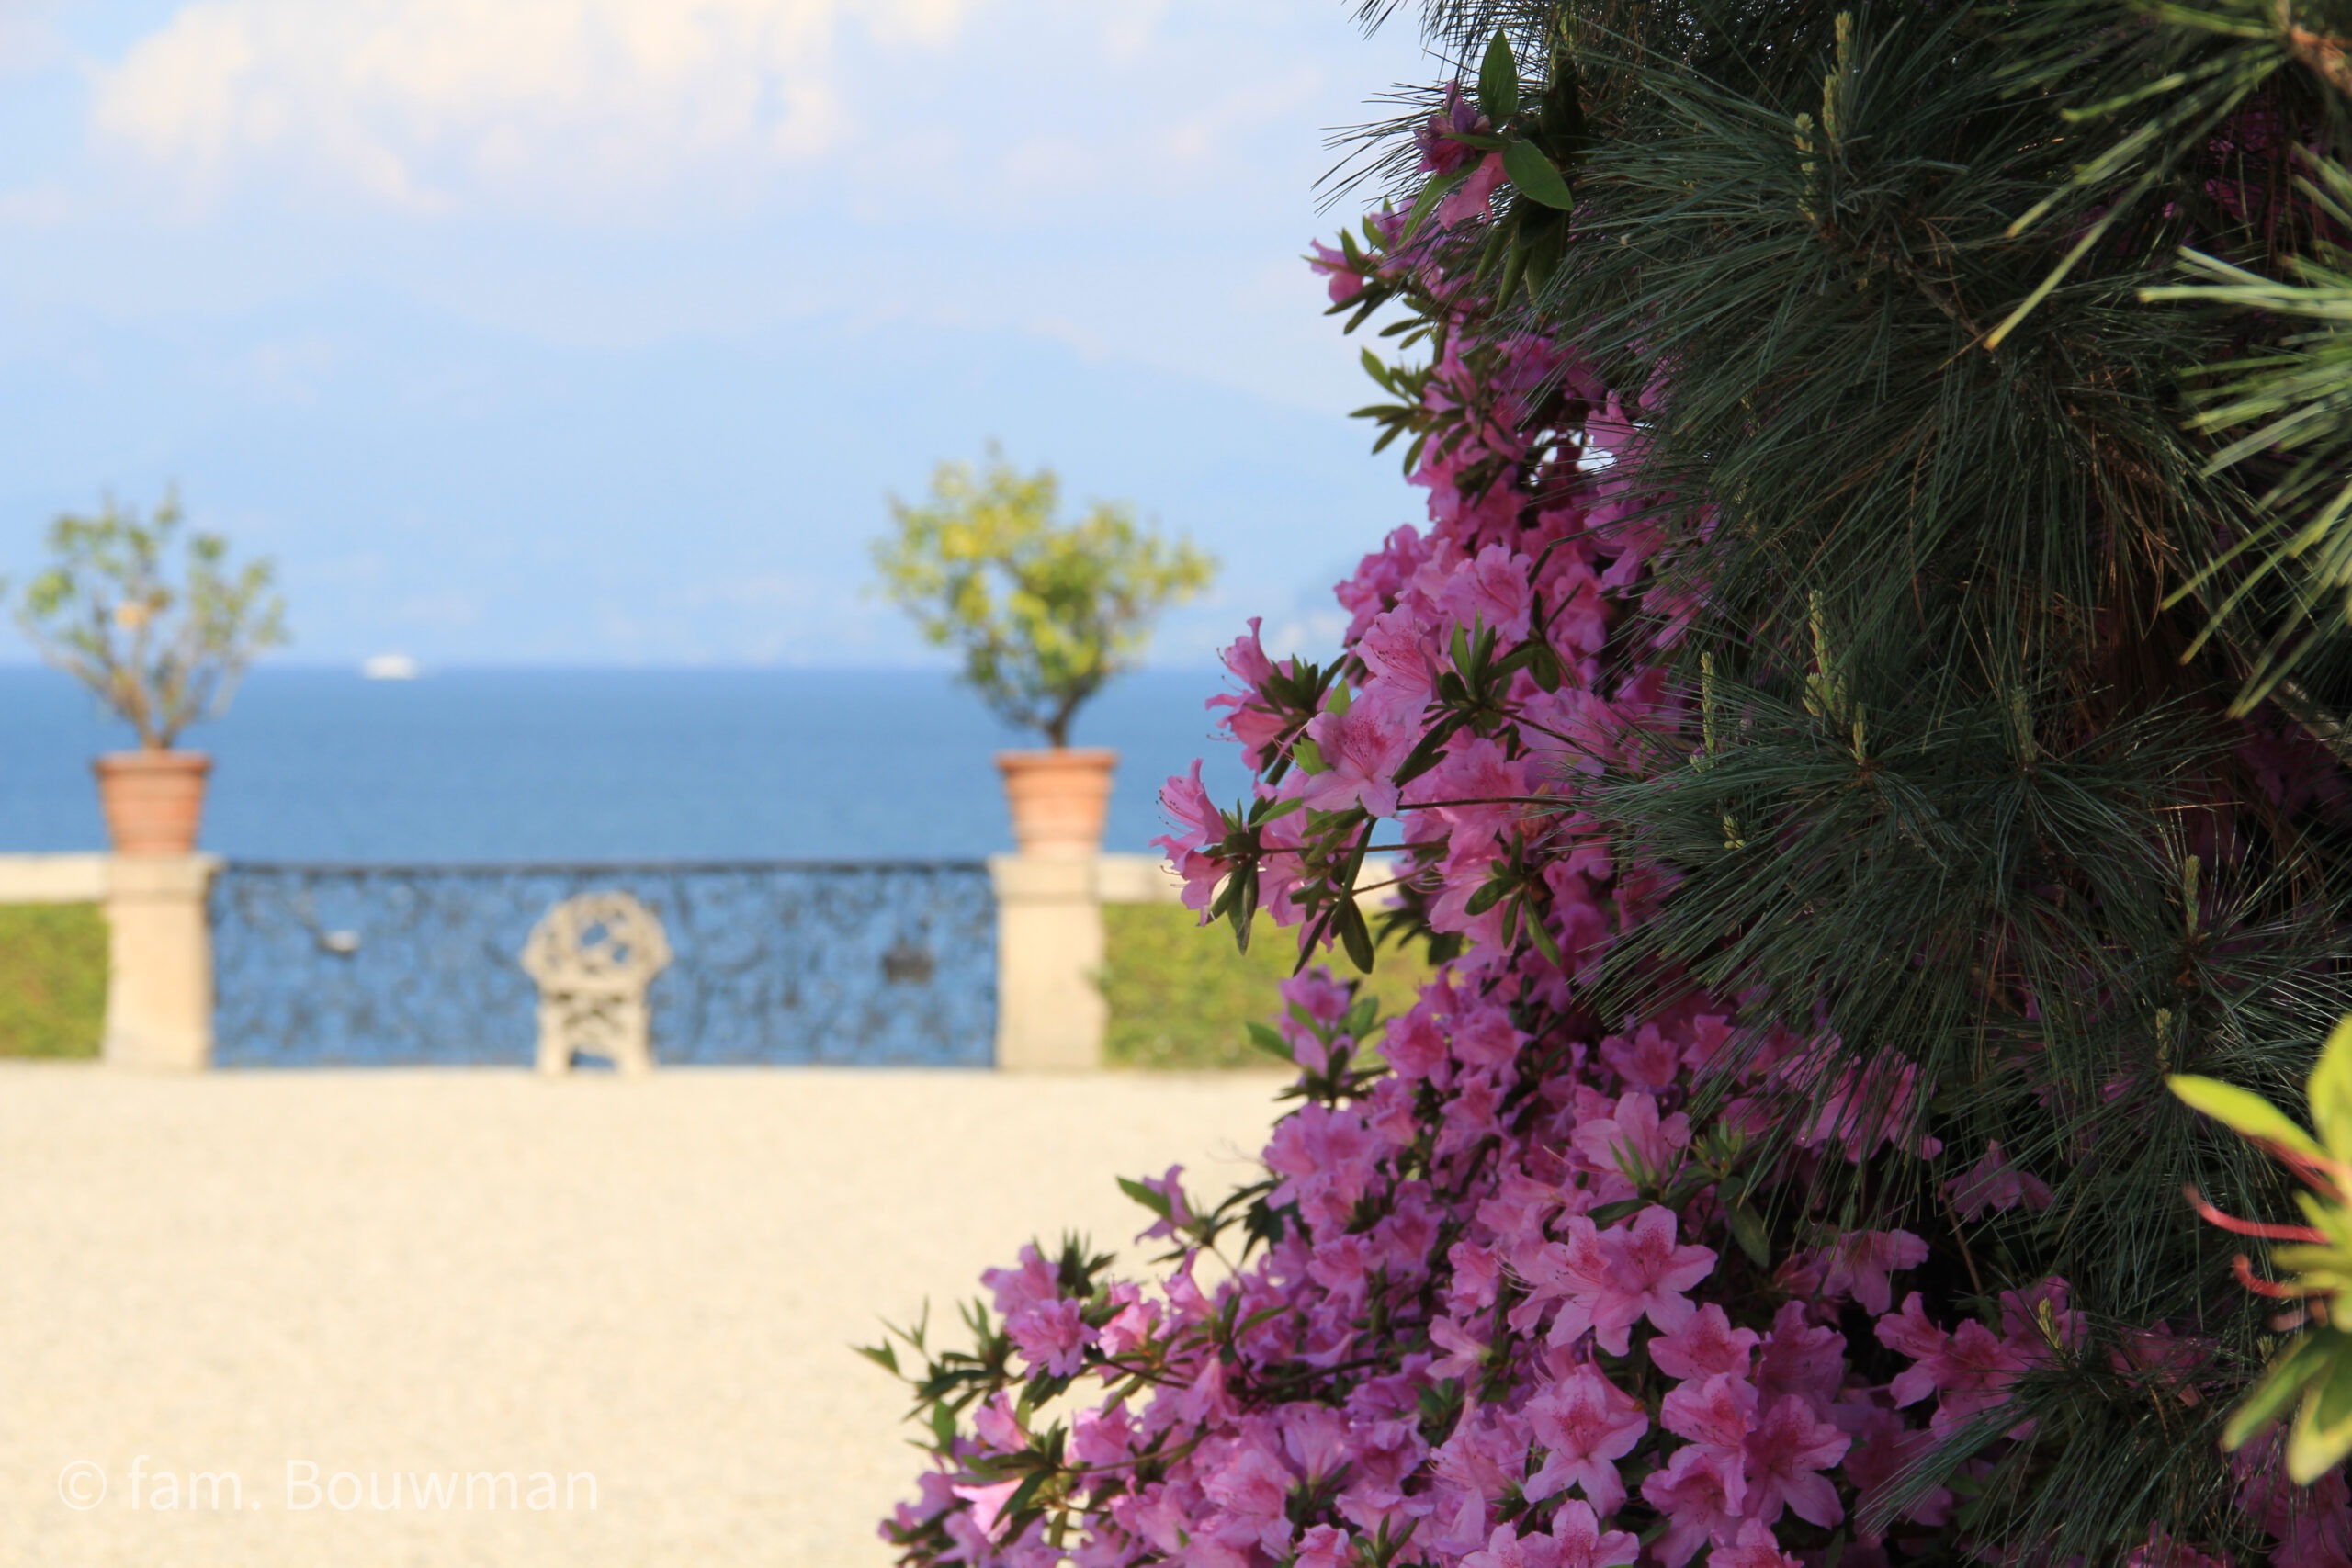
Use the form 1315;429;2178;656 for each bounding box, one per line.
12;490;286;853
876;446;1213;857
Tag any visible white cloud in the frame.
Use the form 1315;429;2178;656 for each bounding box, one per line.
90;0;975;212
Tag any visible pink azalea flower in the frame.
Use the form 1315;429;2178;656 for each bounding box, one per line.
1448;1238;1505;1314
1417;84;1489;175
1428;1312;1493;1381
1877;1292;2031;1436
1209;694;1293;771
1161;845;1227;919
1220;615;1275;688
1517;1214;1615;1345
1741;1393;1850;1528
1998;1276;2085;1357
1819;1229;1928;1315
980;1244;1059;1318
1661;1372;1760;1487
1648;1303;1759;1382
1457;1517;1536;1568
1947;1139;2053;1220
1755;1300;1846;1418
1279;1403;1352;1483
1599;1023;1681;1091
1204;619;1292;767
1452;1000;1523;1068
1435;544;1538;643
1070;1401;1136;1469
1411;734;1534;845
1524;1364;1647;1514
1437;152;1510;228
1307;240;1365;304
1567;1090;1690;1190
1204;1438;1295;1556
1838;1402;1951;1537
1785;1050;1942;1163
973;1390;1026;1454
1544;1500;1642;1568
951;1477;1023;1543
1302;696;1417;817
886;1469;959;1538
1295;1523;1352;1568
1099;1284;1158;1357
1265;1105;1382;1228
1358;602;1442;707
1133;1164;1195;1242
1464;1517;1636;1568
1155;759;1223;855
1383;1003;1450;1081
1589;1206;1715;1353
1007;1296;1097;1379
1433;1066;1508;1161
1640;1442;1746;1568
1281;967;1354;1027
1710;1519;1804;1568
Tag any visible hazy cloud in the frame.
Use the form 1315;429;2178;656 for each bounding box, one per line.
91;0;975;211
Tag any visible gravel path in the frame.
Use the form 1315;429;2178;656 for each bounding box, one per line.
0;1065;1287;1567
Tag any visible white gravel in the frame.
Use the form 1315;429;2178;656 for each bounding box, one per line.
0;1064;1287;1567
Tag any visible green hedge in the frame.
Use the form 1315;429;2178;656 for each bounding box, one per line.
0;905;107;1058
1099;902;1433;1069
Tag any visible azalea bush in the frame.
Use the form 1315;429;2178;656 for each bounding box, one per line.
876;447;1216;749
870;1;2352;1562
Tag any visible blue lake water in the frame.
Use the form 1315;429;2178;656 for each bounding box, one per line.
0;666;1251;863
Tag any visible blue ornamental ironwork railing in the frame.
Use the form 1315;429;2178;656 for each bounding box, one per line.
209;861;996;1067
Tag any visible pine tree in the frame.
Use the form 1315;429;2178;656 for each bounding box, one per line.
1359;0;2352;1553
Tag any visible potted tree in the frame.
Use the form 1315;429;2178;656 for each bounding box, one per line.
876;446;1214;858
12;490;286;854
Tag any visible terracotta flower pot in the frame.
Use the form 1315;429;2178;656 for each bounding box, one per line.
93;750;212;854
996;748;1117;859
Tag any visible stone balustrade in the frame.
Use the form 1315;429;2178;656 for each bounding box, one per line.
0;851;1210;1071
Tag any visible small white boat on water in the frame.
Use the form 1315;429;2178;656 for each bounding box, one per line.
360;653;422;681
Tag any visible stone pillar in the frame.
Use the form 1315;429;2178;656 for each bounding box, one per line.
989;854;1105;1071
102;854;220;1070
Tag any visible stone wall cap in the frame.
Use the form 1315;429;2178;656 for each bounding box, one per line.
103;853;225;897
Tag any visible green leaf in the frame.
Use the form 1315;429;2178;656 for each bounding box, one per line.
1247;1021;1293;1063
1117;1176;1172;1219
1500;138;1575;211
1524;905;1566;969
2169;1074;2325;1160
2312;1015;2352;1163
1400;167;1465;243
2224;1329;2341;1451
2290;1332;2352;1482
1727;1200;1771;1267
1335;898;1376;975
1478;30;1520;123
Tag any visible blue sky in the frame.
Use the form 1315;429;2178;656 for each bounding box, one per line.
0;1;1442;667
